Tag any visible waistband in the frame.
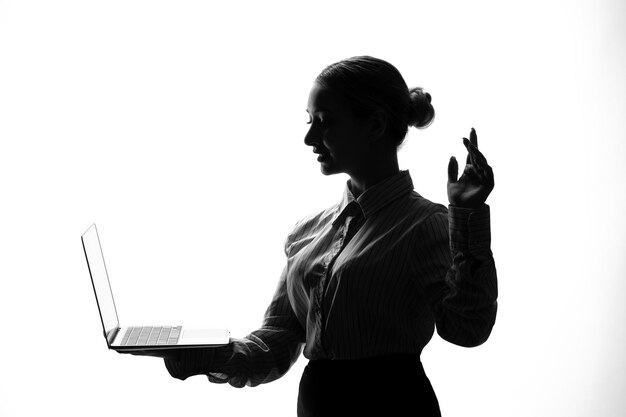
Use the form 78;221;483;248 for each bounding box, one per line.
306;353;422;372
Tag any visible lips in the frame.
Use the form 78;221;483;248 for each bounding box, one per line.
313;147;330;162
314;151;330;162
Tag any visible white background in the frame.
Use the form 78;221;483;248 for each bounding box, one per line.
1;1;625;416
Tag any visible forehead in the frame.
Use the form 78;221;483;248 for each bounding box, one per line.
306;83;351;114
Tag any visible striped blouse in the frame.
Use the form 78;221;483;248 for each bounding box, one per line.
165;170;498;387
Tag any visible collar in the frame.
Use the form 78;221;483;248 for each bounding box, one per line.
332;170;415;227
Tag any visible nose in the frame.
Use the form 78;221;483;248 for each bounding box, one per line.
304;124;317;147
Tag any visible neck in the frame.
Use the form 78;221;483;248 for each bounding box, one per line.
348;152;400;199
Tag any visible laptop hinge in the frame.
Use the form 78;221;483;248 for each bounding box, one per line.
106;327;120;347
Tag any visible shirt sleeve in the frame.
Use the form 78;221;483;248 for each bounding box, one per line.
164;251;306;387
418;204;498;347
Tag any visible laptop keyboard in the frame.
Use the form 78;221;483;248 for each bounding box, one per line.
120;326;182;346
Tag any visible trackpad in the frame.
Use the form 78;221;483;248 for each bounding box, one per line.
183;329;222;339
180;328;230;344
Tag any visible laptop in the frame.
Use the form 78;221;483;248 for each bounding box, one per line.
82;224;230;352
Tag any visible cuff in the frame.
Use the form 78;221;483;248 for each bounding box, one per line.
448;204;491;255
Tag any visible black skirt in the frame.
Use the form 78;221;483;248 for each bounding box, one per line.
297;354;441;417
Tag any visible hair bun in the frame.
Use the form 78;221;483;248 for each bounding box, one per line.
408;87;435;129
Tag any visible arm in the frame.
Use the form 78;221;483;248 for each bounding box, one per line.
424;127;497;346
165;264;306;387
421;206;498;347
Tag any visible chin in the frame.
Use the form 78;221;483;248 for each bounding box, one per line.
319;163;340;176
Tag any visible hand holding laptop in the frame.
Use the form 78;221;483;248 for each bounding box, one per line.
122;347;217;381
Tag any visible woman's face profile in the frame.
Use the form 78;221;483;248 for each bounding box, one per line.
304;83;372;177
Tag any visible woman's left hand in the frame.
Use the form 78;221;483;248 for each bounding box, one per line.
447;128;495;209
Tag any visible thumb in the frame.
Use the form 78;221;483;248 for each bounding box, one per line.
448;156;458;183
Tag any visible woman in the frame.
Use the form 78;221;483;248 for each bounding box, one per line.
159;56;497;416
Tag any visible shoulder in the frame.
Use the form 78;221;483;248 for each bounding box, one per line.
292;205;337;234
283;204;338;254
403;194;450;255
404;191;448;224
393;192;450;247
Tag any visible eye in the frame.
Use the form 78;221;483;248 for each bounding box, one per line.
305;113;330;126
317;112;326;123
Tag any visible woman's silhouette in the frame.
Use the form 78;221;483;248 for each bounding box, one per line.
137;56;497;417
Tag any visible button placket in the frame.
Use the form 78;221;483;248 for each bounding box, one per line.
319;214;363;353
311;201;365;357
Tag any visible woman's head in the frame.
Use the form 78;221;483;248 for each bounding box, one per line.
314;55;435;149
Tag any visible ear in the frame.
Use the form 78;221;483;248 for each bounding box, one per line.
368;109;387;143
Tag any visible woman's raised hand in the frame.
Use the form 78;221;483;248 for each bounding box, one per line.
447;128;494;209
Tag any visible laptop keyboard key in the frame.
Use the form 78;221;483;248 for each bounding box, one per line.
119;325;182;346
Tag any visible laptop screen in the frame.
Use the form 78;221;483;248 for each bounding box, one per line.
82;224;120;345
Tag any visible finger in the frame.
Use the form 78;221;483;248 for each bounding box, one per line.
467;129;490;168
465;137;488;166
121;350;148;356
467;162;494;189
463;137;476;165
483;164;495;188
122;349;178;359
448;156;458;183
472;147;489;169
470;127;478;149
471;147;487;167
